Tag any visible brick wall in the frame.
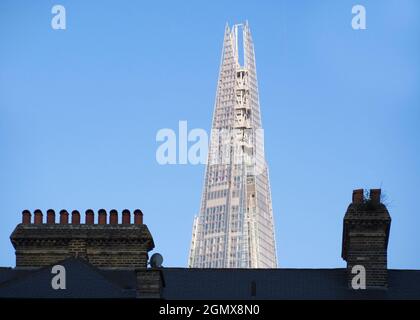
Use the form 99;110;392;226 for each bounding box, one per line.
137;269;163;298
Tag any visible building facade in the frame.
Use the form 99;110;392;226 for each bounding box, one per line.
188;22;277;268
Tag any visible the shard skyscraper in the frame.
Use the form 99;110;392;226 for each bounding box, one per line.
189;22;277;268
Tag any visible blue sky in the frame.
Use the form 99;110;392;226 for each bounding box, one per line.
0;0;419;269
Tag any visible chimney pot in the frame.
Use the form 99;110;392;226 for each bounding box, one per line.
98;209;107;225
110;209;118;225
352;189;364;204
59;210;69;224
34;209;43;224
370;189;381;204
46;209;55;224
134;209;143;225
71;210;80;225
122;209;130;224
85;209;94;224
22;210;31;224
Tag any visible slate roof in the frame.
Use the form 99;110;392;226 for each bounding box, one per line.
0;258;137;298
161;268;420;300
0;259;419;299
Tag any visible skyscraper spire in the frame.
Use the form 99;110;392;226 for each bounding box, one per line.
189;23;277;268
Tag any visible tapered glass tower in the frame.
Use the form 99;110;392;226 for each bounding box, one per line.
189;22;277;268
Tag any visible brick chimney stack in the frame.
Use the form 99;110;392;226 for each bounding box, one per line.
342;189;391;289
11;209;154;269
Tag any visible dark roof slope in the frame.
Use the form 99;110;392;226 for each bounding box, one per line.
0;258;137;298
161;268;420;300
1;261;419;299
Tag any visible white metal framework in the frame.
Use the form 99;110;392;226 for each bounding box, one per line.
189;22;277;268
